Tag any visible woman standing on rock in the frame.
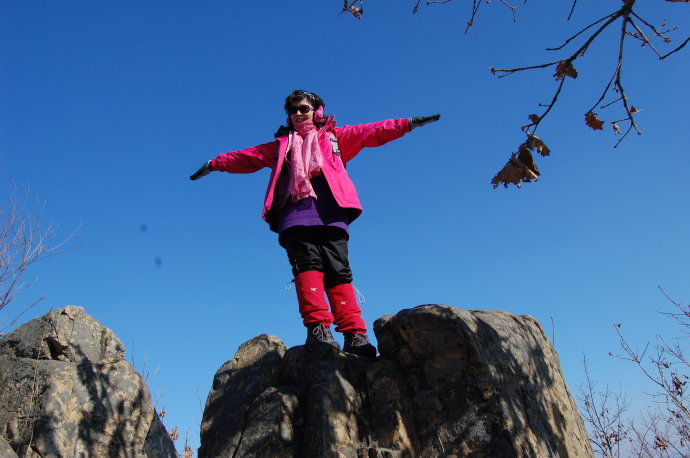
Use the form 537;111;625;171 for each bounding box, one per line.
190;90;439;357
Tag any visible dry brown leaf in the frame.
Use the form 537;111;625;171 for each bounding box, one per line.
613;123;622;134
518;147;541;176
491;154;539;189
554;61;578;80
630;105;640;113
585;111;604;130
342;1;364;18
349;6;363;18
526;134;551;157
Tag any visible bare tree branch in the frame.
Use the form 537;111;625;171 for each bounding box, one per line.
609;289;690;454
337;0;688;188
0;185;78;334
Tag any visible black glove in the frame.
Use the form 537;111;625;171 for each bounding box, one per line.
190;161;212;180
410;113;441;130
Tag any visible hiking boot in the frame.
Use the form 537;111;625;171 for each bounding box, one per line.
344;333;377;358
306;324;340;349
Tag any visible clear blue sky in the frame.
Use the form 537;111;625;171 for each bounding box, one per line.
2;0;689;453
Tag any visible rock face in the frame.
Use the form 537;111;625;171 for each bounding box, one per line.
0;306;177;458
200;305;593;457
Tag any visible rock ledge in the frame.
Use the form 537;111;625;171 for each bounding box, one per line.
200;304;593;458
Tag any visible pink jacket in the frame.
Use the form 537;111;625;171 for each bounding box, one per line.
210;118;411;232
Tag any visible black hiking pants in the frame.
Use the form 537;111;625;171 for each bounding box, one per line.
278;226;353;290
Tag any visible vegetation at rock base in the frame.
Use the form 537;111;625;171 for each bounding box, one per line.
580;288;690;457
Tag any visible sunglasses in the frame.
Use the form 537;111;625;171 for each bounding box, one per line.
288;104;313;115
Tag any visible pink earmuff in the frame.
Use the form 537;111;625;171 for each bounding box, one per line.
313;106;324;123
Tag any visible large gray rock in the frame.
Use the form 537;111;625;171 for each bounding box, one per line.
198;334;291;457
199;305;593;458
0;306;177;458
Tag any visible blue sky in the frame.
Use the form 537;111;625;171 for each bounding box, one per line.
2;0;689;453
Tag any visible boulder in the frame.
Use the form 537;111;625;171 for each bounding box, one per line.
0;306;177;458
199;305;593;457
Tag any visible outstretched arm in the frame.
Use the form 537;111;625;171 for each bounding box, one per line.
335;118;410;163
335;115;441;163
188;141;279;181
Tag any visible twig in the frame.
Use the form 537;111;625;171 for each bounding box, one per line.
614;26;644;138
414;0;452;14
587;65;619;115
0;296;46;335
546;12;617;51
498;0;519;22
614;123;635;148
197;388;205;414
532;77;566;135
658;285;682;309
631;11;675;42
567;0;578;21
490;60;562;78
628;18;662;56
600;96;623;110
660;36;690;60
466;0;482;33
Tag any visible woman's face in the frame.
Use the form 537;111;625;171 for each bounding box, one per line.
289;97;315;125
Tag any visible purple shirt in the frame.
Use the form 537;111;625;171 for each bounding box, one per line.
275;163;349;234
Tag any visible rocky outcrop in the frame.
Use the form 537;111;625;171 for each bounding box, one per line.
0;306;177;458
200;305;593;457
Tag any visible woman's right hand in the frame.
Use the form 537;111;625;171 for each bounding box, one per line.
190;161;212;180
410;114;441;130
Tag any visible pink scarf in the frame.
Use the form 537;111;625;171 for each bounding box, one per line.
289;120;323;201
